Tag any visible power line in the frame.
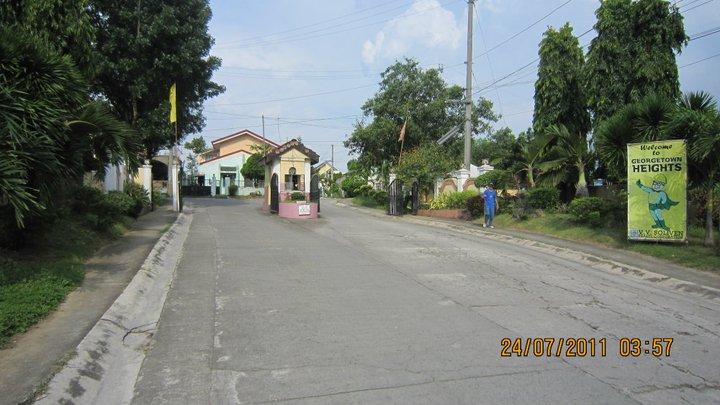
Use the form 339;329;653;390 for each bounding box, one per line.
681;0;715;12
689;26;720;41
217;0;464;50
680;52;720;68
208;83;378;106
216;0;408;46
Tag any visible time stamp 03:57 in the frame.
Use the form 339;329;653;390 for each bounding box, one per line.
500;337;674;358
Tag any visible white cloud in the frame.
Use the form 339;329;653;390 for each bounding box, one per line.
362;32;385;64
361;0;462;65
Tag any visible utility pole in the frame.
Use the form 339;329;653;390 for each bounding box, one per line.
262;114;266;140
463;0;474;171
331;144;334;172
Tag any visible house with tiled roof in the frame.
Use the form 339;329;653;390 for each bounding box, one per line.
196;129;279;195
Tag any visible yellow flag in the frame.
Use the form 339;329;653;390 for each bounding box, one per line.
169;83;177;123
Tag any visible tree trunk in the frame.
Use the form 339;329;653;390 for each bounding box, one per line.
575;163;589;197
527;168;535;189
704;189;715;247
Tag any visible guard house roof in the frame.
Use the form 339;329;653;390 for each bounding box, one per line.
264;139;320;165
211;129;279;148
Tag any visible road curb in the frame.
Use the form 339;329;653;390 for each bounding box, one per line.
36;206;193;405
335;200;720;303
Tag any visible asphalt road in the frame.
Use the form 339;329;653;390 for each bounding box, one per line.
131;198;720;404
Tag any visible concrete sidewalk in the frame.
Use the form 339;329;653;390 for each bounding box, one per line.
335;199;720;291
0;207;177;405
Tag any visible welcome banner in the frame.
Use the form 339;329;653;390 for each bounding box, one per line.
627;140;687;242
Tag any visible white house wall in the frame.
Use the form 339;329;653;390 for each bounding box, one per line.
198;152;263;195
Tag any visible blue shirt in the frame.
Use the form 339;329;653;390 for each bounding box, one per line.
483;189;497;208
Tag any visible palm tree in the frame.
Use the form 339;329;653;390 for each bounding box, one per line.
515;137;546;189
537;125;592;197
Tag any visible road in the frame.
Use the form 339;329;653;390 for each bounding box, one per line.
131;198;720;404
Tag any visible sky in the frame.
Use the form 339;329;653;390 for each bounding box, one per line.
198;0;720;171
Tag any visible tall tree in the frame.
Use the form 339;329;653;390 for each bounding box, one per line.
533;23;590;138
0;27;139;228
91;0;224;158
585;0;686;125
0;0;96;75
345;59;497;171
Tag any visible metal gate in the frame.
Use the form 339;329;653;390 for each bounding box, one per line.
388;179;404;216
310;174;320;212
270;173;279;213
411;180;419;215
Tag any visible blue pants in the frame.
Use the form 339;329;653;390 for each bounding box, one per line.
484;205;495;226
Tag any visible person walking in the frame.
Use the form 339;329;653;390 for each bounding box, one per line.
482;183;499;228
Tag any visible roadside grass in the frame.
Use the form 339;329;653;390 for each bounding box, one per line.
0;217;129;348
486;213;720;271
351;196;386;210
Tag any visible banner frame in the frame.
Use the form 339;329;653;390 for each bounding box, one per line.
626;139;687;243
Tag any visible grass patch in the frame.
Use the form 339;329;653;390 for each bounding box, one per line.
0;217;127;348
352;196;386;210
485;213;720;272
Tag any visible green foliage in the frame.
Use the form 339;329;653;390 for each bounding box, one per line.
466;195;485;218
123;181;149;217
568;197;611;227
91;0;224;157
152;190;169;206
584;0;687;125
345;58;497;171
105;192;136;217
228;184;238;196
472;127;522;171
341;175;367;198
289;191;306;201
429;190;476;210
395;144;457;190
184;137;208;155
537;125;592;197
525;187;560;210
475;170;514;190
241;154;265;181
0;27;140;229
533;23;590;137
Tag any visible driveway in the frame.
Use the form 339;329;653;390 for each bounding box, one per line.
132;198;720;404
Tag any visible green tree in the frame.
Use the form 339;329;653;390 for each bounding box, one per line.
533;23;590;137
0;28;139;228
241;154;265;183
184;137;208;155
183;136;207;178
596;92;720;246
0;0;96;75
90;0;224;158
472;127;519;170
345;59;497;172
515;136;546;189
585;0;687;125
537;125;592;197
395;144;457;193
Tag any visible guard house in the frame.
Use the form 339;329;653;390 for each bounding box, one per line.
263;139;320;218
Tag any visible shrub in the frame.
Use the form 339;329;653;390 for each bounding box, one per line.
152;190;169;206
429;190;476;210
228;184;238;196
356;184;373;197
289;191;306;201
475;170;513;190
326;183;342;198
105;191;135;217
466;195;485;218
123;181;149;217
568;197;610;227
372;190;388;206
341;175;367;198
525;187;560;210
